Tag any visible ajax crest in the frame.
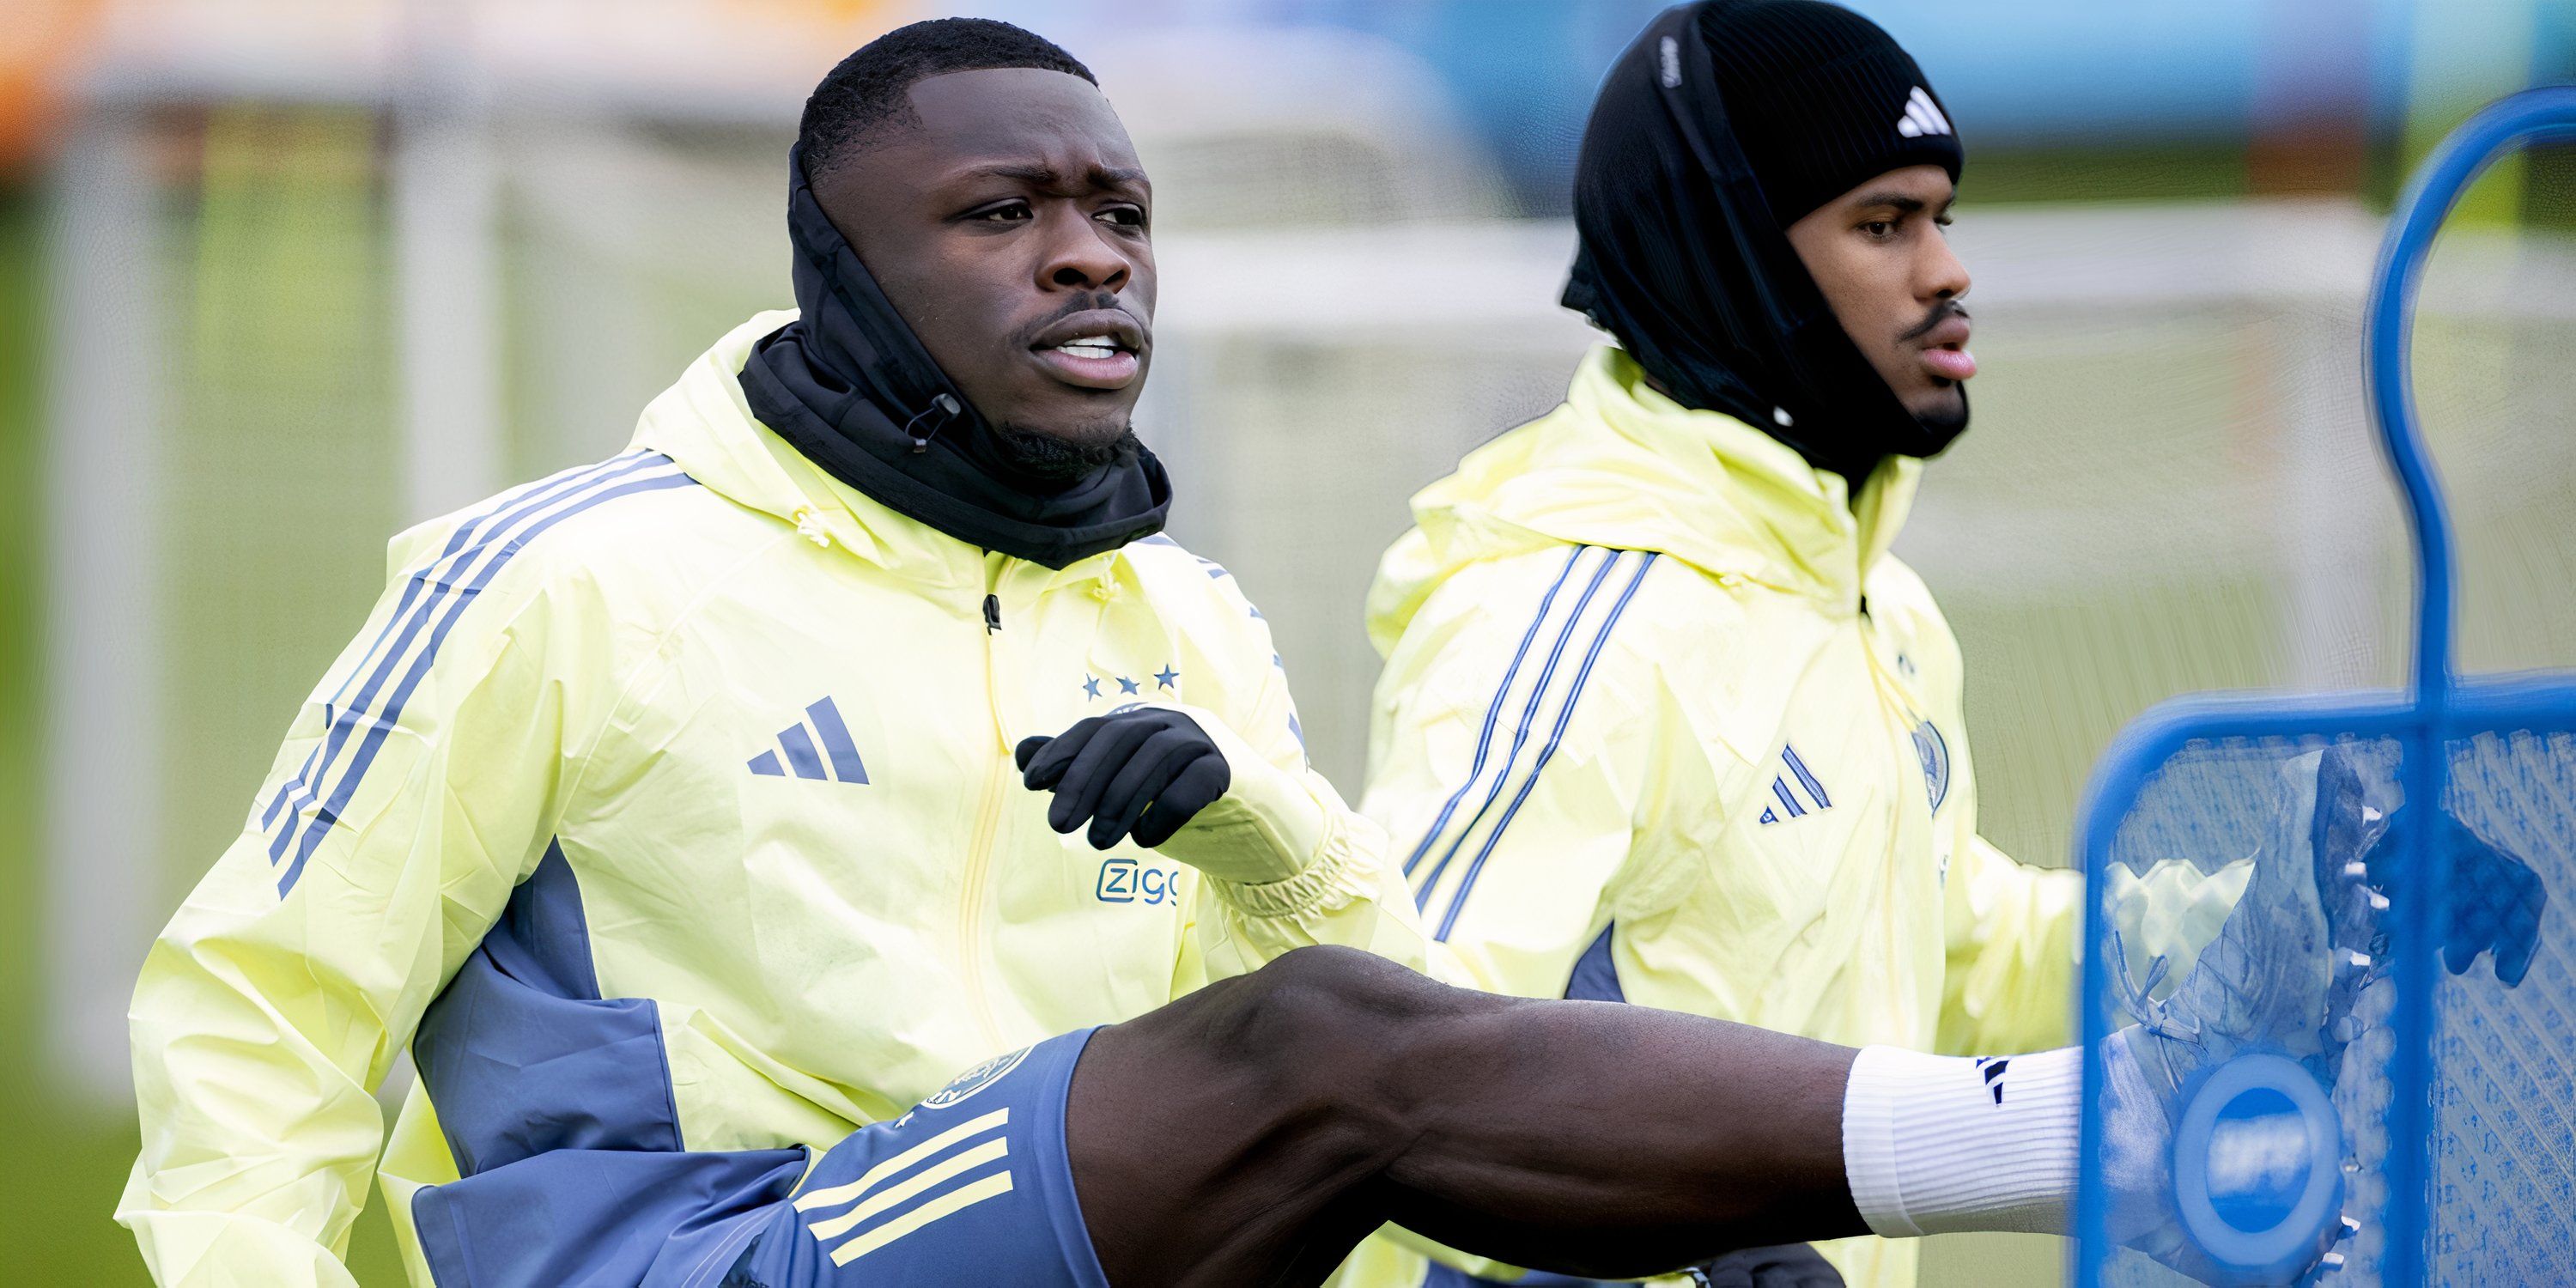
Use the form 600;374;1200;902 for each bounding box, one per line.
922;1046;1030;1109
1911;720;1951;812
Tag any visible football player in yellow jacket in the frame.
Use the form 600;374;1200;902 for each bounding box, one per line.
116;21;1423;1286
1354;5;2252;1285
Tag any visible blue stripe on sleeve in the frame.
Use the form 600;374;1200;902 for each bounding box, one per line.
264;453;665;860
1436;553;1656;942
274;465;697;896
1412;550;1625;912
333;453;652;708
257;452;653;841
1400;546;1590;879
260;744;320;830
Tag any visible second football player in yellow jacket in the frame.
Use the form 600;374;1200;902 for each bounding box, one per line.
1347;6;2254;1282
1352;349;2246;1288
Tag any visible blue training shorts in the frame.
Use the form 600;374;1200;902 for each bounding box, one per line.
719;1027;1110;1288
410;1026;1107;1287
406;856;1113;1288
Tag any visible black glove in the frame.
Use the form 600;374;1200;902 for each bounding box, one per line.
1017;708;1231;850
2361;804;2548;987
1688;1242;1846;1288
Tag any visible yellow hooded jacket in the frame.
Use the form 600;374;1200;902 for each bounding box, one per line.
1346;348;2242;1288
117;313;1425;1287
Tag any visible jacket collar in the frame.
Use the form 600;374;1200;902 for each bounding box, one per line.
637;313;1132;592
1573;346;1917;592
1379;344;1916;635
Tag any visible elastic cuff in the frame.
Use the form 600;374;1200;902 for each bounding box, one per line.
1207;813;1363;919
1155;704;1327;886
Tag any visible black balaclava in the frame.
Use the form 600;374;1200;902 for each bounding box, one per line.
738;146;1170;570
1563;0;1968;485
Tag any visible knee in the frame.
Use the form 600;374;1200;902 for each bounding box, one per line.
1192;948;1431;1079
1255;943;1443;1020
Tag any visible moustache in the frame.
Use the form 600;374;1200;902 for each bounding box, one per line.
1899;300;1971;344
1016;290;1151;347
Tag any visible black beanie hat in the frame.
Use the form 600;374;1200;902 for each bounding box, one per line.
1561;1;1971;483
1700;0;1962;227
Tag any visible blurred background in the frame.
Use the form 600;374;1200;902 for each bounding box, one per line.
2;0;2573;1283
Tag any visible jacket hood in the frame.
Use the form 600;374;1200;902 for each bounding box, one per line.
1561;2;1965;483
1368;345;1917;651
734;146;1170;570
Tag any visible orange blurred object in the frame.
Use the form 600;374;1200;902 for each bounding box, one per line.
734;0;908;28
0;0;105;177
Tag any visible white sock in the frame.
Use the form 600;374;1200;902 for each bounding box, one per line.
1839;1045;2082;1237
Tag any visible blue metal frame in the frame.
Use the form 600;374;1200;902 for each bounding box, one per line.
2072;87;2576;1287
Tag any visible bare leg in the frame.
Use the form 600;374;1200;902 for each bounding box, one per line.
1067;946;1864;1288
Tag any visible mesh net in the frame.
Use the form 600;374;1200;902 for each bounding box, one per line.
2078;708;2574;1286
2427;725;2575;1283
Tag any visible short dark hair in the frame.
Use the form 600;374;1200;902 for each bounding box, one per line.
799;18;1097;184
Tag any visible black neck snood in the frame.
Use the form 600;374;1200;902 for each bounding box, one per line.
1562;2;1969;486
739;147;1170;570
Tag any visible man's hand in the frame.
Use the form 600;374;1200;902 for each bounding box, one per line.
2361;805;2548;986
1018;708;1231;850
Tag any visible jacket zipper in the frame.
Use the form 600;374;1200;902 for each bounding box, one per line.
957;561;1012;1048
1851;608;1930;1037
1854;611;1916;788
1856;610;1941;887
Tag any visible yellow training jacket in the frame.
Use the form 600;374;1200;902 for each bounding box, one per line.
1341;348;2242;1288
118;313;1424;1288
